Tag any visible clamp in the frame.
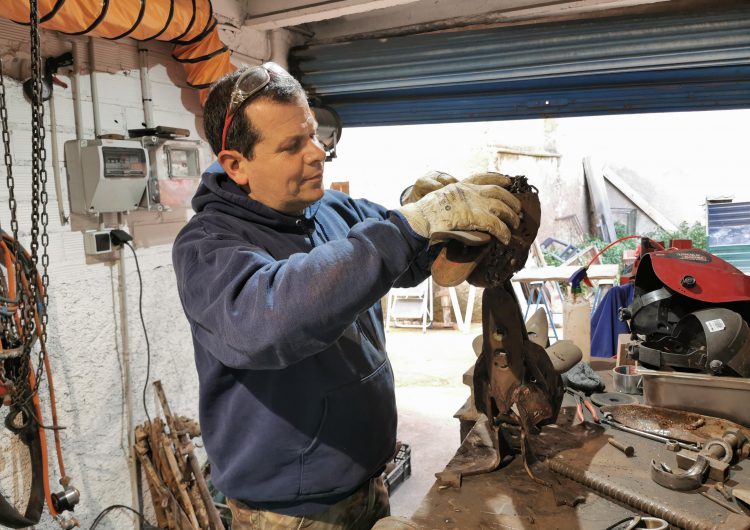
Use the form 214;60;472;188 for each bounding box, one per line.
651;429;749;491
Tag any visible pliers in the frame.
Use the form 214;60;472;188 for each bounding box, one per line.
566;388;600;424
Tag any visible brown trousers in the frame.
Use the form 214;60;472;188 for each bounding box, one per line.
228;475;390;530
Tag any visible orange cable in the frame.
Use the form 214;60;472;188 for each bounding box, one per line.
32;272;67;480
28;360;59;519
14;248;68;486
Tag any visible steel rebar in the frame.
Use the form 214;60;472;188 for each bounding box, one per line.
548;458;714;530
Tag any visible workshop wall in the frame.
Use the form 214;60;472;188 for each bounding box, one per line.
555;110;750;230
0;20;207;529
322;118;589;239
325;109;750;242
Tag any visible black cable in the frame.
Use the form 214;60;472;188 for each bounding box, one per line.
124;241;152;425
89;504;151;530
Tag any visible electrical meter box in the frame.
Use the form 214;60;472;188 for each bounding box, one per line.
135;136;207;210
64;139;149;215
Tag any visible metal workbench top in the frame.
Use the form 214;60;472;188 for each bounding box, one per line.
407;402;750;530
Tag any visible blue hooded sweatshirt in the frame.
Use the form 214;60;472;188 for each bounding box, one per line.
172;162;431;515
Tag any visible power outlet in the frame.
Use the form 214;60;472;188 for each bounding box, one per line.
83;230;113;255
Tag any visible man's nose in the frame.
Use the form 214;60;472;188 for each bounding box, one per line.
304;137;326;164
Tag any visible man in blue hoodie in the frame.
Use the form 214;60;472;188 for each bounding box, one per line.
172;62;522;529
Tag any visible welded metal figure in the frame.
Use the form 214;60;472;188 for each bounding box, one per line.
432;177;564;485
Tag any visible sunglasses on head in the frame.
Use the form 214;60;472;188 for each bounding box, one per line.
220;64;275;152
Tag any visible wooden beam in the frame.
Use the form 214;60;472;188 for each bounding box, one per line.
243;0;422;30
603;169;678;232
583;156;617;242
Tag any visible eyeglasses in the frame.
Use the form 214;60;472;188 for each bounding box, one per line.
220;65;272;152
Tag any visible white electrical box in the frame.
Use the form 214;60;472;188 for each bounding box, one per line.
65;139;150;214
135;136;207;209
83;230;112;255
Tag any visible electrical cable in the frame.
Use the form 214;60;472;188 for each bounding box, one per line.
89;504;152;530
585;234;665;268
123;241;152;425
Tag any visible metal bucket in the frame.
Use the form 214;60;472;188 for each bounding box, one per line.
612;365;643;395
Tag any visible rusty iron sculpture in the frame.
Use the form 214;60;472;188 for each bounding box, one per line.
432;176;564;486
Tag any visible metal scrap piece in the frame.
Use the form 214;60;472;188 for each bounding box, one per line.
700;491;744;515
600;404;750;445
651;456;709;491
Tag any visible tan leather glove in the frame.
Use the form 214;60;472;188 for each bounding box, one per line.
400;170;458;205
462;171;513;188
396;182;521;244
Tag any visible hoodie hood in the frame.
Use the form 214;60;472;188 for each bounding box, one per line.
193;161;321;231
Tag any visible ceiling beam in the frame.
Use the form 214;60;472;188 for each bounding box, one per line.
243;0;422;30
305;0;671;42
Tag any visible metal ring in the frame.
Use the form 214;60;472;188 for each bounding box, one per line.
704;439;733;463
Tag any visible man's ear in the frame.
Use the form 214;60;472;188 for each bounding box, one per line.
218;150;248;186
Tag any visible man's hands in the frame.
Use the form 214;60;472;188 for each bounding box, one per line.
397;171;522;244
463;172;513;188
400;171;515;205
396;181;521;244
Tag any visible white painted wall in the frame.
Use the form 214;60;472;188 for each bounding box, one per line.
0;22;208;530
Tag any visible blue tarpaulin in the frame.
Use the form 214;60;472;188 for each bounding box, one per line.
590;283;633;358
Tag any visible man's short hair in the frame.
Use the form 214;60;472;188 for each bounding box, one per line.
203;64;307;158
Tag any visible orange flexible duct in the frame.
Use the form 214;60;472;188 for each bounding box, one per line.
0;0;235;102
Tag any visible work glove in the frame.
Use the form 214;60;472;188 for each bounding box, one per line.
562;361;605;394
400;171;514;205
396;181;521;244
463;171;514;188
400;170;458;205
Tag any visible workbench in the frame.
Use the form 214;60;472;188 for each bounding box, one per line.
511;264;619;340
512;264;620;284
405;362;750;530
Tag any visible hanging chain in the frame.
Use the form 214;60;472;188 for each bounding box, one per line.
1;59;32;400
11;0;49;405
29;0;51;399
0;61;20;246
29;0;50;344
1;60;20;348
29;0;41;264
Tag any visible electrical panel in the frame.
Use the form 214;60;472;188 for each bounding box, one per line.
135;136;207;210
64;139;150;214
64;133;210;254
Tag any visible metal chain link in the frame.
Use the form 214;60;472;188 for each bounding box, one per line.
29;0;50;400
31;0;51;345
0;59;33;400
0;61;19;245
12;0;48;404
